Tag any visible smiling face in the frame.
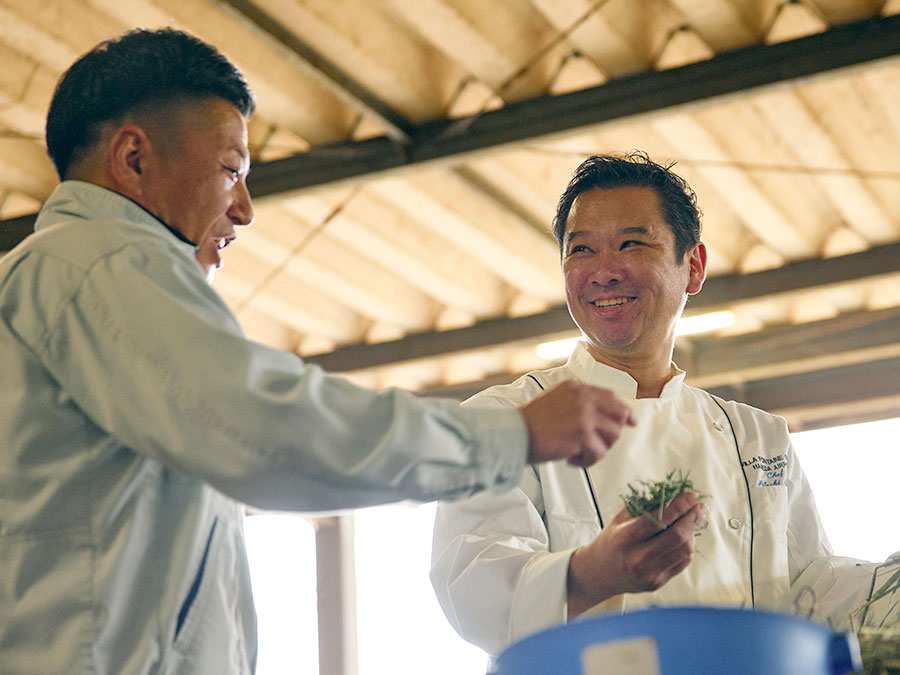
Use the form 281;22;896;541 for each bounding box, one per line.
196;223;235;282
139;96;253;265
562;186;706;372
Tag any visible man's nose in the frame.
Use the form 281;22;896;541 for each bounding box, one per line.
587;250;624;286
229;179;254;227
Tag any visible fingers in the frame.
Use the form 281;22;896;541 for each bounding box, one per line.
621;492;699;541
609;505;635;527
593;406;634;453
651;503;707;551
567;497;708;608
572;386;636;467
623;502;705;592
631;543;694;591
521;381;636;466
652;493;702;533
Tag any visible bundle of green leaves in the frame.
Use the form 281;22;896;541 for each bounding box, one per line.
620;469;707;527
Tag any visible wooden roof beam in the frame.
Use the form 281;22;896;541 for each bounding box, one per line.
228;225;435;332
705;355;900;430
4;14;900;248
650;112;815;258
385;0;557;100
281;192;509;318
365;173;561;302
243;12;900;198
216;0;414;142
301;240;900;372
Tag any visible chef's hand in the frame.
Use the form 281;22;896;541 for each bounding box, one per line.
566;492;708;617
520;381;636;468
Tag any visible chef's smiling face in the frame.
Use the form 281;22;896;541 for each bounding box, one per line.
562;186;706;367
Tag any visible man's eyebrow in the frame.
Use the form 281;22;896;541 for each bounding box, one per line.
565;226;651;242
230;145;251;170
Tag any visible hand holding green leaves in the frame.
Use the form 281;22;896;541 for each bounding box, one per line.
621;469;709;527
568;471;708;617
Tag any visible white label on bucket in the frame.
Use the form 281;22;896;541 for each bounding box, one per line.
581;636;661;675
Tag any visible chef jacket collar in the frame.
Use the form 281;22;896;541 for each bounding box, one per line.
565;340;685;400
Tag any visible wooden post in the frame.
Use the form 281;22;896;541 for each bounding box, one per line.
314;515;358;675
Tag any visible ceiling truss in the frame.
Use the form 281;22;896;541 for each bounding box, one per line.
3;11;900;430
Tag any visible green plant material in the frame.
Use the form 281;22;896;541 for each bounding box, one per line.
857;628;900;675
851;557;900;674
620;469;707;527
857;559;900;631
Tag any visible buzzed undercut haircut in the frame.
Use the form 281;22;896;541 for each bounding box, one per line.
552;151;702;263
46;28;255;179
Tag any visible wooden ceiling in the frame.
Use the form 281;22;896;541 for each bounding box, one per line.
3;0;900;430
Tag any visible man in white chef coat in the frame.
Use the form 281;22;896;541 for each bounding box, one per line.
0;29;637;675
430;151;899;658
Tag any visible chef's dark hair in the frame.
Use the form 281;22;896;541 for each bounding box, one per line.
552;151;702;262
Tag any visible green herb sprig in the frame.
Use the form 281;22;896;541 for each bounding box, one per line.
856;557;900;631
620;469;707;527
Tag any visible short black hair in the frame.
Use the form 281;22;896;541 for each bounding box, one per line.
552;151;702;262
46;28;256;179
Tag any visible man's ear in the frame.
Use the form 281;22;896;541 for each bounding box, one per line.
106;124;154;198
686;242;707;295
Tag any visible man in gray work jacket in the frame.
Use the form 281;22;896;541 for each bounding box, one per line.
0;29;635;674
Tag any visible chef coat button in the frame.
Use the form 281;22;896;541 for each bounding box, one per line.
728;518;742;529
713;421;725;432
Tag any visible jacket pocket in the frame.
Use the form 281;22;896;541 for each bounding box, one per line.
174;517;218;645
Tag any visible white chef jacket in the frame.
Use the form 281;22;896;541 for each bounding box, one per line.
0;182;528;675
431;342;897;656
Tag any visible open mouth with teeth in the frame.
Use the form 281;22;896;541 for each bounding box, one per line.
591;297;633;308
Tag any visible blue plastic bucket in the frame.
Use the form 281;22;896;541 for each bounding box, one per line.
494;607;861;675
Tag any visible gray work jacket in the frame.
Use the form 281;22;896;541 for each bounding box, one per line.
0;181;527;674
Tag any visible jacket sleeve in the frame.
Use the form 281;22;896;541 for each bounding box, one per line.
786;447;900;630
13;243;528;511
430;394;575;656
